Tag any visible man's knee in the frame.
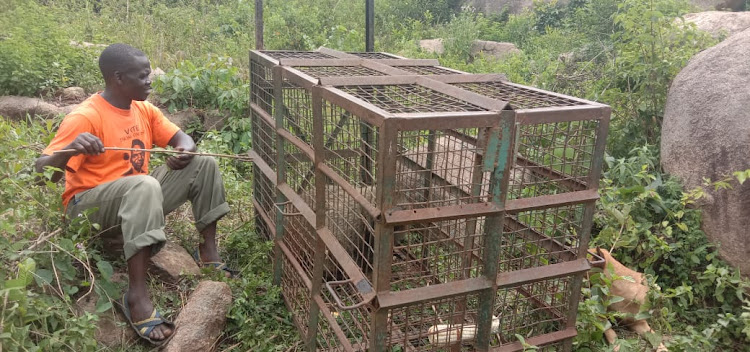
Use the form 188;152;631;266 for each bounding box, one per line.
195;155;219;171
127;175;163;199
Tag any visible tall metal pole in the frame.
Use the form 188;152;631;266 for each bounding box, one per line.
255;0;264;50
365;0;374;52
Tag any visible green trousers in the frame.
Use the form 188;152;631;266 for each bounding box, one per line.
65;156;230;260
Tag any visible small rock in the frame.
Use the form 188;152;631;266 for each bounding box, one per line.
149;241;200;283
61;87;87;102
149;67;166;82
162;108;202;132
419;39;445;55
470;40;521;60
75;287;138;347
201;109;227;131
164;281;232;352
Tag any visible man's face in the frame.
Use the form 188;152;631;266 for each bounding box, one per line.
118;55;152;101
131;145;145;171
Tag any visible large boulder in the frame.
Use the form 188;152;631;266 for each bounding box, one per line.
419;39;445;55
682;11;750;38
691;0;745;11
466;0;568;14
0;96;65;120
470;40;521;60
466;0;743;14
661;27;750;276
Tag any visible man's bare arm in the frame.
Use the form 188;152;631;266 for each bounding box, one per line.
35;132;104;183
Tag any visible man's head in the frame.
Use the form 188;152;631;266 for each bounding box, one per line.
99;44;152;102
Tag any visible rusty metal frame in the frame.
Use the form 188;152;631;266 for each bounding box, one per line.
249;48;611;352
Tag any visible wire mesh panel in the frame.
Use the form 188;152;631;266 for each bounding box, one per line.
318;251;372;351
294;65;388;78
391;217;487;291
500;203;586;271
490;275;575;349
251;110;277;171
252;163;276;239
282;209;317;280
395;131;490;209
338;85;487;114
509;120;599;199
280;250;312;339
453;81;586;110
251;57;275;115
262;50;337;60
283;81;316;146
385;292;481;351
320;99;380;200
398;66;461;76
348;52;402;59
284;141;317;210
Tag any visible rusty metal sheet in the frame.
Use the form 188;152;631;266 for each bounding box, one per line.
490;328;577;352
384;202;501;225
317;47;359;58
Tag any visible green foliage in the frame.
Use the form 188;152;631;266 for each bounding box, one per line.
0;0;100;96
0;117;121;351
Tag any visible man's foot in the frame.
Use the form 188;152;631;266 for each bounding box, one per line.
126;290;174;342
197;244;233;278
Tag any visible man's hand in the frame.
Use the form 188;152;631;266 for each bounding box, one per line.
63;132;105;156
166;148;194;170
166;131;197;170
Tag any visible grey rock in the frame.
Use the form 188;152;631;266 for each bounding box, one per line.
162;108;202;132
661;27;750;276
0;96;64;120
681;11;750;38
61;87;87;102
164;281;232;352
419;39;445;55
74;276;137;348
149;241;201;283
466;0;569;14
470;40;521;60
691;0;745;11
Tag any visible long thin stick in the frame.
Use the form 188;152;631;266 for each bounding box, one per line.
54;147;254;162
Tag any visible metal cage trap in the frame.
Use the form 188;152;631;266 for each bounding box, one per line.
248;47;610;352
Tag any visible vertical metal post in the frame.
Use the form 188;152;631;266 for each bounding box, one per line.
475;111;515;351
255;0;264;50
365;0;375;52
272;66;286;285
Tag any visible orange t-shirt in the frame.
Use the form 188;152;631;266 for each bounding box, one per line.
43;94;180;207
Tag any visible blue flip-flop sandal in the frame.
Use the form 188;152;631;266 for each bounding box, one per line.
192;248;239;278
118;293;176;346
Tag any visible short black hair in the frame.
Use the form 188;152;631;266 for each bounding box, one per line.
98;43;146;81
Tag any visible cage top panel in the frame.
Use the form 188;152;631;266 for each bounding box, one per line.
337;84;488;114
260;50;337;60
293;65;388;78
396;65;460;76
452;81;587;110
348;52;402;59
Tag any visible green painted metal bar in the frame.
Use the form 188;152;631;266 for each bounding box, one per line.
272;65;287;286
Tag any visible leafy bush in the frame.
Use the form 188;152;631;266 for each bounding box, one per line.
0;117;120;351
0;0;100;96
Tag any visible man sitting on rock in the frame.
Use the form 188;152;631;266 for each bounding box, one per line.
35;43;232;345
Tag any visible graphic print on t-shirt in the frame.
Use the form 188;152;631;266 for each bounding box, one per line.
122;139;146;175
